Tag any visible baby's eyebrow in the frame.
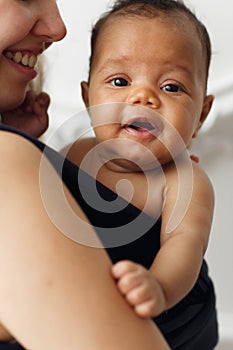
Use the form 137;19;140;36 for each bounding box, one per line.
96;56;131;74
171;64;193;77
159;61;196;84
158;59;192;76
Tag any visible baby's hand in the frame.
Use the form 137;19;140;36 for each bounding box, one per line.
1;90;50;138
111;260;166;318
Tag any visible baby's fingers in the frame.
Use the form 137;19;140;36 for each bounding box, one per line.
126;282;150;305
126;284;158;318
134;298;157;318
112;261;148;296
111;260;139;279
117;271;144;295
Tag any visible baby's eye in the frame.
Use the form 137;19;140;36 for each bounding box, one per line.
110;78;130;87
161;84;181;93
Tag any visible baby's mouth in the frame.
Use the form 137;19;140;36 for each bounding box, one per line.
3;50;38;69
121;104;163;138
126;120;155;132
124;118;160;139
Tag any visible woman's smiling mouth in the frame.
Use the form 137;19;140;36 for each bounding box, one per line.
3;50;38;69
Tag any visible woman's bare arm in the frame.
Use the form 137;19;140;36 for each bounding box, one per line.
0;131;170;350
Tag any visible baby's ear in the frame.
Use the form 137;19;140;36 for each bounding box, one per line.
193;95;214;138
81;81;89;107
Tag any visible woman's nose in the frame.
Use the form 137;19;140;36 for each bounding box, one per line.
32;1;67;43
127;86;160;109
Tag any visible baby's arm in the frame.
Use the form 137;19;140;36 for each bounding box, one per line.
112;162;214;318
1;90;50;138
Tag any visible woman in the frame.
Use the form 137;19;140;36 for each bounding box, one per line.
0;1;170;348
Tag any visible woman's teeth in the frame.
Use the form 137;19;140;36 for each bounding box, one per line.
4;51;38;68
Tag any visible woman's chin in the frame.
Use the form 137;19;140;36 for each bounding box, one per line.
0;92;26;112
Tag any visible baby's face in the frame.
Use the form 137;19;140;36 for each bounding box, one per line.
84;14;210;169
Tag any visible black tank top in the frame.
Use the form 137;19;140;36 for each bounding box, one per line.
0;125;218;349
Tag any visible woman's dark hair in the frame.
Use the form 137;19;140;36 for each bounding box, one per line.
88;0;211;83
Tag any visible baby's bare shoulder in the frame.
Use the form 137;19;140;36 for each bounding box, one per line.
65;137;96;166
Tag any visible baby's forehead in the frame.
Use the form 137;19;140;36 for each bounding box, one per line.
103;11;198;39
101;12;202;51
94;14;207;87
101;11;207;71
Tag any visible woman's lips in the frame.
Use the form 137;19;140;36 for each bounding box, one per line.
2;49;40;80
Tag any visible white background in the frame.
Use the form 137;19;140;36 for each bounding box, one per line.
44;0;233;132
43;1;233;347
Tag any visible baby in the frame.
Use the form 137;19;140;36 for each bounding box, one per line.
66;1;218;348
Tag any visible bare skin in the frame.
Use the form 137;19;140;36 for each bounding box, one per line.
0;131;170;349
0;0;170;347
66;13;215;320
1;90;50;138
0;0;66;137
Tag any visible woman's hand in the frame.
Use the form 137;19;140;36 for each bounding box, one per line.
1;90;50;138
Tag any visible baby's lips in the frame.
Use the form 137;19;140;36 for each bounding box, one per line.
121;103;164;133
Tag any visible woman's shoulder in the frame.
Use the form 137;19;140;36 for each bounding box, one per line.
0;125;45;150
0;126;46;169
0;125;40;155
0;127;51;180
